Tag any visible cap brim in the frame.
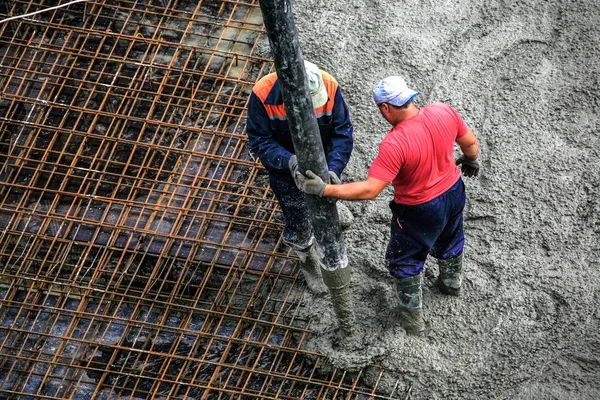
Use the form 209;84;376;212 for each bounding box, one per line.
388;91;420;107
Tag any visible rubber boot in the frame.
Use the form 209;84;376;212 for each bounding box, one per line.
436;254;463;296
295;245;328;295
322;266;355;337
395;274;426;336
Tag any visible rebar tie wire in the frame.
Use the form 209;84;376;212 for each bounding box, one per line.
0;0;90;24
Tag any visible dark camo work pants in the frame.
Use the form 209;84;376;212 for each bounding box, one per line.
268;170;313;251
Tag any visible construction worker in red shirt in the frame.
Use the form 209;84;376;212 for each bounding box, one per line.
294;76;480;334
245;61;354;294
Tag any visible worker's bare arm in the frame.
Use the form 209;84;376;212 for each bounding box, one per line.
323;176;390;201
456;128;479;159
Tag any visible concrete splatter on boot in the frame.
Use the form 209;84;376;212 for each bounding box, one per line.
322;266;355;338
336;202;354;231
395;274;426;336
436;254;463;296
295;245;328;295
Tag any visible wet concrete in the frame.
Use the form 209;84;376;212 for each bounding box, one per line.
290;0;600;398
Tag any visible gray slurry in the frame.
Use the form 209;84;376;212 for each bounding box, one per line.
286;0;600;398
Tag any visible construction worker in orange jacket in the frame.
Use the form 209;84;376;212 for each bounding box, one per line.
246;61;354;293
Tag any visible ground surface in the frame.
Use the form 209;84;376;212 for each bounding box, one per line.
285;0;599;398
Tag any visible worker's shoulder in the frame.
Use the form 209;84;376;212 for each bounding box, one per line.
320;70;338;84
378;129;408;157
423;102;462;117
424;102;455;111
320;70;340;90
252;73;278;99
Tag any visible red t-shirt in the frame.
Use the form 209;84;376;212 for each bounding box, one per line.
368;103;469;205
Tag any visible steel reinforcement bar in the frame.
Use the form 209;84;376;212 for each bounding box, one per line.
0;1;395;399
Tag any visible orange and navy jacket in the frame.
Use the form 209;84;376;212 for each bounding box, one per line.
245;70;353;177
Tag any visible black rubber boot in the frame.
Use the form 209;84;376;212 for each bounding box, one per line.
296;245;328;295
395;274;426;336
436;254;463;296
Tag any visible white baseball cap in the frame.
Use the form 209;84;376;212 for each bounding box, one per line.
373;76;420;107
304;60;328;109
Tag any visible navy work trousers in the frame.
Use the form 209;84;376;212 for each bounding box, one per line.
268;170;312;250
386;178;466;279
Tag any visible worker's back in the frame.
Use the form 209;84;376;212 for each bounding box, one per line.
369;103;468;205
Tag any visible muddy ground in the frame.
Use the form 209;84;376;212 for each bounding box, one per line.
284;0;599;398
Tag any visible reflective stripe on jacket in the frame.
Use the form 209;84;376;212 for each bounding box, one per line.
245;70;353;177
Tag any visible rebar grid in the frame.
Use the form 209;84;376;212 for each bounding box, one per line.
0;1;389;399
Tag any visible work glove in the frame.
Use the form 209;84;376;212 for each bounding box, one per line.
328;171;341;185
326;171;341;203
296;170;327;196
289;155;301;188
456;155;480;177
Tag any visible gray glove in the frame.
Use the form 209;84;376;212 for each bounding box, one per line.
456;155;480;177
326;171;341;203
296;170;327;196
328;170;341;184
289;155;301;188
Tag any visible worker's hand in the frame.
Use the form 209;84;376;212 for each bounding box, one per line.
296;170;327;196
456;155;480;177
326;171;341;203
328;171;341;185
289;155;301;188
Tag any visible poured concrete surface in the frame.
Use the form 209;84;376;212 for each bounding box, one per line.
290;0;600;398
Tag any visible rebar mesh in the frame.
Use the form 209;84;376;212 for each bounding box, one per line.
0;1;389;398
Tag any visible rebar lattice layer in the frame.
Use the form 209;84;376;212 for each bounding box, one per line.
0;1;388;398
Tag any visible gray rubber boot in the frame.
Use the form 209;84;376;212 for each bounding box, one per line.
295;245;328;295
395;274;426;335
436;254;463;296
322;266;355;337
